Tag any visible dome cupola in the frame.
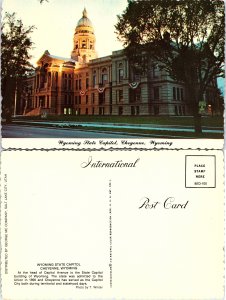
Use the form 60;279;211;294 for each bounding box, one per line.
71;8;97;62
76;8;93;28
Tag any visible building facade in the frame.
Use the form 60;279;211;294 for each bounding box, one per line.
22;9;219;117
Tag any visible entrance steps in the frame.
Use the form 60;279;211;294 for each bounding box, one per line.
25;107;41;116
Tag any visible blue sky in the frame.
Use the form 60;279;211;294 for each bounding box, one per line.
217;78;224;95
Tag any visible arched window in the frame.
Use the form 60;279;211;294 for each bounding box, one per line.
118;63;124;82
101;68;108;85
152;64;159;78
82;40;86;48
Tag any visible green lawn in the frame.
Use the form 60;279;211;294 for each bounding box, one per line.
14;115;224;127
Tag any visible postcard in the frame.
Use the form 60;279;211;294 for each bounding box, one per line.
1;0;224;147
1;0;225;300
1;149;224;300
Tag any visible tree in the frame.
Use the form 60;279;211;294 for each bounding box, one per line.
1;13;35;122
115;0;225;134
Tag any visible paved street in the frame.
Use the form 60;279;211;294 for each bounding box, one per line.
2;124;141;138
2;119;223;139
12;120;224;133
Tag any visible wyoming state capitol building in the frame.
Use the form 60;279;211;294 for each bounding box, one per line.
23;8;216;117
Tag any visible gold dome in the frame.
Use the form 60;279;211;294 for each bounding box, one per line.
71;8;97;61
76;8;93;28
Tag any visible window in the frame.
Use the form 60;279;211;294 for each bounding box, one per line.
118;106;123;115
64;79;67;90
86;108;88;115
135;88;141;102
92;93;95;104
173;87;183;101
86;95;89;104
68;80;72;90
118;90;123;102
79;96;81;104
75;96;78;104
177;88;180;101
46;95;50;108
82;40;86;48
154;87;160;100
75;80;78;90
36;75;40;88
99;107;104;115
181;89;184;101
173;87;176;100
153;65;158;78
93;75;96;87
64;95;67;105
102;74;108;84
86;78;89;88
79;79;81;90
101;68;108;84
119;69;123;82
48;72;51;87
134;73;141;82
99;92;105;104
131;106;140;115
